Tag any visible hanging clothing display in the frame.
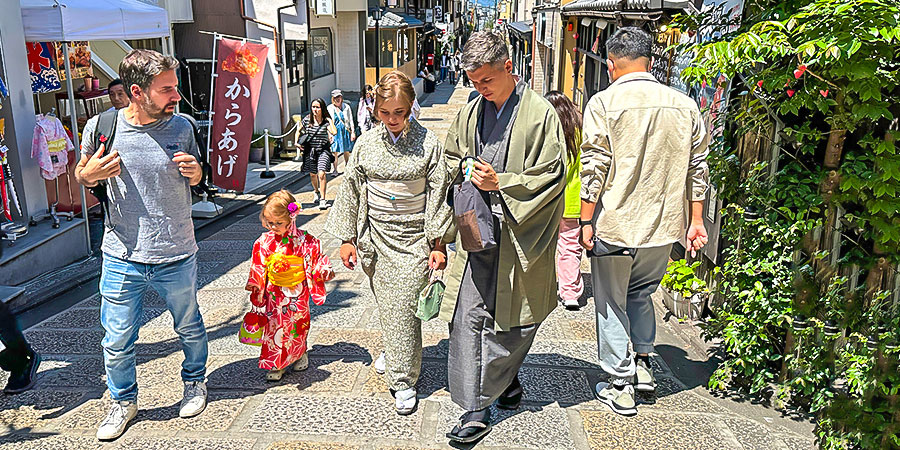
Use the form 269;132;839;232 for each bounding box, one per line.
26;42;61;94
32;114;74;180
0;75;9;101
0;145;22;221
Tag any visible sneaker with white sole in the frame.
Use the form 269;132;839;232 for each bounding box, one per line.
394;387;417;415
595;381;637;416
96;400;137;440
562;298;580;310
293;353;309;371
313;191;321;203
179;381;207;418
374;351;386;375
634;358;656;392
319;199;329;210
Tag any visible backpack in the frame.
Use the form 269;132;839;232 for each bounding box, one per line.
90;110;215;221
89;109;118;222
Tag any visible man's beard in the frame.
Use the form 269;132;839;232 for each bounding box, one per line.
142;96;176;120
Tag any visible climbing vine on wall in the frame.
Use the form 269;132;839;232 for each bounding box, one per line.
673;0;900;447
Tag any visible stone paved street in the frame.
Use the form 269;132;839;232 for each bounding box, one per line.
1;83;817;449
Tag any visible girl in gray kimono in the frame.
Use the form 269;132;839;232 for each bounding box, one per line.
326;71;451;415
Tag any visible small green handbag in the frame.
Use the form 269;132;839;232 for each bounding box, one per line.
416;271;445;321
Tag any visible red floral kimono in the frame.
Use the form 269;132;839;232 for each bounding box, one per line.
245;222;330;370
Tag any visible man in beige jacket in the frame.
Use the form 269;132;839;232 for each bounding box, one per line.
580;27;710;416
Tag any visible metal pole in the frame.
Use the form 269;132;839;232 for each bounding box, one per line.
376;10;381;82
206;34;219;183
261;129;275;178
63;43;92;255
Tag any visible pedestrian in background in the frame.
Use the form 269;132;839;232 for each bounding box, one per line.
545;90;585;310
75;49;209;441
328;89;355;174
245;190;334;381
0;301;41;394
358;85;376;134
449;52;458;85
442;31;566;443
301;98;337;210
440;52;450;83
327;71;451;416
107;79;130;111
580;27;710;417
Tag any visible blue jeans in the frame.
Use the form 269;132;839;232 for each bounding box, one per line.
100;253;207;402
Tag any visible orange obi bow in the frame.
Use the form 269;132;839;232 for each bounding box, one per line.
266;253;306;287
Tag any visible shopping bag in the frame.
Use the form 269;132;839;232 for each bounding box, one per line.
416;270;445;321
239;311;266;346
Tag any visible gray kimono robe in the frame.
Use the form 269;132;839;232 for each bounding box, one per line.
442;82;567;411
326;120;452;392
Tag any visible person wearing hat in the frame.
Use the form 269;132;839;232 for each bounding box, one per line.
328;89;356;174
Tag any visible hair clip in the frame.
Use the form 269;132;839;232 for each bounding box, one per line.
287;202;300;218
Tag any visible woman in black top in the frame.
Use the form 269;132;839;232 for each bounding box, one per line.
302;98;337;210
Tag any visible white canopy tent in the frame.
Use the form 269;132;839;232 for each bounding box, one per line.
18;0;170;253
20;0;170;42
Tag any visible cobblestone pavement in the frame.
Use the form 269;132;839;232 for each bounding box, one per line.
1;82;817;449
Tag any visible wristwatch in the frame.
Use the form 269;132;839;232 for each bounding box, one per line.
578;219;592;227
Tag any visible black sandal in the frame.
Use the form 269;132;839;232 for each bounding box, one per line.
446;410;492;443
496;376;523;410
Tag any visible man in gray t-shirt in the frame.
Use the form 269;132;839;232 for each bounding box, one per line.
75;49;209;442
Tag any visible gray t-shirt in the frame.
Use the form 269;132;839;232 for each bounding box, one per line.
81;110;200;264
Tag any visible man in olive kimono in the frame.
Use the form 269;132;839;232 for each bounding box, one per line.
440;31;567;443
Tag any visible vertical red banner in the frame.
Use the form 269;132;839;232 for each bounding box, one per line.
210;38;268;192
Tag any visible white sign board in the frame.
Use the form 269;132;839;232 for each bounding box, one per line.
315;0;334;16
435;6;443;22
425;8;434;23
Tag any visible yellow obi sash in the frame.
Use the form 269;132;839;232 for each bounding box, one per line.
266;253;306;287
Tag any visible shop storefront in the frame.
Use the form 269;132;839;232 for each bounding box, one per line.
560;0;694;109
0;0;170;290
508;21;533;85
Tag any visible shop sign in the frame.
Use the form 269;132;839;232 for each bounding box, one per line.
426;8;434;23
435;6;443;22
315;0;334;16
54;42;93;81
209;38;268;191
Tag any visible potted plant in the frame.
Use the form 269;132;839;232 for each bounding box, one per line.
660;259;709;320
249;132;265;163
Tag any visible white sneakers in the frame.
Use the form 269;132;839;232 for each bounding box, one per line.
394;387;417;415
98;381;207;440
96;400;138;440
319;199;329;210
595;381;637;416
374;351;386;375
179;381;208;418
313;191;321;203
634;358;657;392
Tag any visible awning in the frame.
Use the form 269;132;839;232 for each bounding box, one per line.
508;21;533;37
561;0;695;17
367;12;425;30
20;0;170;41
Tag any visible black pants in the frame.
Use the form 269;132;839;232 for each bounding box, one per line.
0;301;32;374
462;71;470;87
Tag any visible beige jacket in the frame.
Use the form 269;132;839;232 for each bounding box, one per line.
581;71;710;248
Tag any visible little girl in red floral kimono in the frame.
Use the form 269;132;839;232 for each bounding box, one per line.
244;190;334;381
